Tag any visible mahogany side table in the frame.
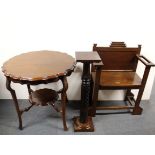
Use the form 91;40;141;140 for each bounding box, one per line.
73;52;102;132
2;51;75;130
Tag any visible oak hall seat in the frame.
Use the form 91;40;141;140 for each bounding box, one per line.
90;42;155;116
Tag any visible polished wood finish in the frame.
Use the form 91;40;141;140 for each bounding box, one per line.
2;51;75;81
73;116;94;132
90;42;155;116
60;76;68;131
92;43;140;71
3;51;75;131
29;88;59;106
6;77;23;130
110;42;126;47
76;52;101;63
73;52;101;132
92;72;142;89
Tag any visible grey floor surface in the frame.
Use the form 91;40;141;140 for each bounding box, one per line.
0;99;155;135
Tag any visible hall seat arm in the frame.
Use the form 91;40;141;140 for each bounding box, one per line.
136;55;155;67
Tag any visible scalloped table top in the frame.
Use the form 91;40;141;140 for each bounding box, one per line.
2;51;75;81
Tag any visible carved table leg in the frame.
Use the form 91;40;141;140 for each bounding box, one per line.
73;62;94;132
27;84;33;95
60;76;68;131
6;77;23;130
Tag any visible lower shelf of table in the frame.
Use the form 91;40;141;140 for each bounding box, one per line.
29;88;59;106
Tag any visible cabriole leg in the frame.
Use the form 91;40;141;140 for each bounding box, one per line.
60;76;68;131
6;77;23;130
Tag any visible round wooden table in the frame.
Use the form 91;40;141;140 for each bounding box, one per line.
2;50;75;130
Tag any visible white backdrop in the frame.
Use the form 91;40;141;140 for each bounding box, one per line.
0;0;155;100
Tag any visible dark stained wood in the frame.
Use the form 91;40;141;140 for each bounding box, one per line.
90;62;102;116
73;116;94;132
90;42;155;116
76;51;101;63
127;95;135;106
73;51;102;132
10;77;60;85
96;105;134;110
2;50;75;81
3;51;75;131
29;88;59;106
27;84;33;95
6;77;23;130
60;76;68;131
110;42;126;47
80;62;90;123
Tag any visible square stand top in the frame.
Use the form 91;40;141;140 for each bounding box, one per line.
75;51;101;63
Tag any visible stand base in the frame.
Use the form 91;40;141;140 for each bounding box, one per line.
73;116;94;132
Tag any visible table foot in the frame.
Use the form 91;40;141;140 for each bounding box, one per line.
73;116;94;132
